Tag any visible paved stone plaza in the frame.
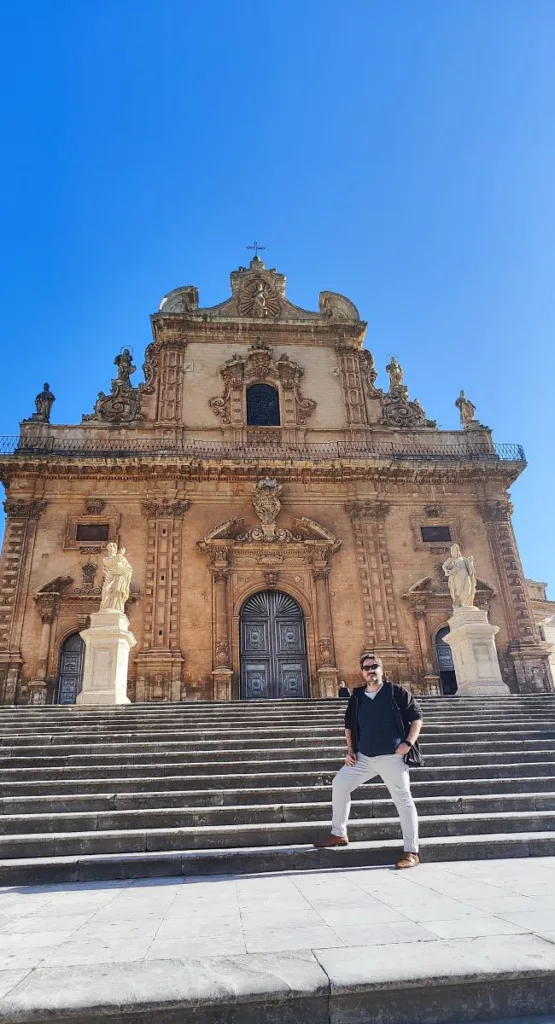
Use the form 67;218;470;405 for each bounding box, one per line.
1;857;555;1022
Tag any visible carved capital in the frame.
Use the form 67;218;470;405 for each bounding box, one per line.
480;499;514;522
3;499;47;520
313;568;330;582
424;504;445;518
34;592;60;624
345;500;391;520
212;569;229;586
85;498;106;515
142;499;190;519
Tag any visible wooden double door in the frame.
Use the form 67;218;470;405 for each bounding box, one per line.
240;590;309;699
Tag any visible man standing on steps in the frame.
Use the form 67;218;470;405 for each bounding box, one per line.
314;653;423;869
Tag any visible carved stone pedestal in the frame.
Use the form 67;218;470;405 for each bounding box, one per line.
507;642;554;693
443;607;509;696
212;669;232;701
26;680;47;705
78;611;136;706
315;666;339;699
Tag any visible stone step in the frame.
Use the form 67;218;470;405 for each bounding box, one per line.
1;808;555;859
1;829;554;885
2;759;554;797
0;748;553;784
2;737;554;769
1;727;555;753
0;706;552;725
1;731;554;759
0;809;555;868
3;774;555;814
2;791;555;835
0;709;552;729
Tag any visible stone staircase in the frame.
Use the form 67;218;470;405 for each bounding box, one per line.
0;694;554;884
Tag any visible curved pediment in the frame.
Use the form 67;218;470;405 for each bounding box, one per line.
404;573;496;607
157;257;361;324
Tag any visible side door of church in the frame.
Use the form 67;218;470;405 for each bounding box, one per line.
240;591;308;699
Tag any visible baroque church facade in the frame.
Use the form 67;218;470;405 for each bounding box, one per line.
0;255;552;705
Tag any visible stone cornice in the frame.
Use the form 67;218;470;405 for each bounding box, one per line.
150;315;367;347
0;457;525;488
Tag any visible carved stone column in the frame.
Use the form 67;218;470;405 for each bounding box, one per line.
481;498;553;692
312;564;339;698
135;499;189;702
27;592;60;704
345;500;409;682
211;568;232;701
0;498;47;704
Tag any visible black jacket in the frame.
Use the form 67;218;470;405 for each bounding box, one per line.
345;683;423;754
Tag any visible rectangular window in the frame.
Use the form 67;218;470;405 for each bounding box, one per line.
76;524;109;542
420;525;452;543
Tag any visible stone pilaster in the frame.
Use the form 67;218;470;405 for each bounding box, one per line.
0;498;47;704
135;499;189;701
334;342;368;438
409;597;440;695
155;345;186;422
312;565;339;697
345;500;409;682
480;498;553;692
211;568;232;701
27;592;60;705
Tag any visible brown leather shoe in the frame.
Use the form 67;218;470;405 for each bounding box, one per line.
313;834;349;848
396;852;420;869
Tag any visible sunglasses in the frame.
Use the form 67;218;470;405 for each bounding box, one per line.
362;664;380;671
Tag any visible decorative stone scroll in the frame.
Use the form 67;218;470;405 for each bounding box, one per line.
377;356;436;429
82;349;144;425
209;341;316;427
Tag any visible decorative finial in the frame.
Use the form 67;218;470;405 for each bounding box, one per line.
247;240;266;258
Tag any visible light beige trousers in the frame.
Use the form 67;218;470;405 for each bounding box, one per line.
331;752;419;853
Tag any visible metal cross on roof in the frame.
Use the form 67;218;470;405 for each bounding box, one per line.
247;240;266;258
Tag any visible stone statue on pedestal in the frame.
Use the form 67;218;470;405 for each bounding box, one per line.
385;356;404;389
100;543;133;613
24;383;56;423
78;541;136;705
456;390;477;428
441;543;509;694
442;544;477;609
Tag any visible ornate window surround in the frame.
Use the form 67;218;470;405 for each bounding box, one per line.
409;515;460;554
208;340;317;435
64;514;120;551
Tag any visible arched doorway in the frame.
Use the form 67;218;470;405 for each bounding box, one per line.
435;626;457;695
240;590;308;699
56;632;85;704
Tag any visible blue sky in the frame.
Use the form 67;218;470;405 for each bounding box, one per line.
1;1;554;593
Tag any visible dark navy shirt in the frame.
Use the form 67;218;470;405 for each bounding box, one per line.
356;685;404;756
